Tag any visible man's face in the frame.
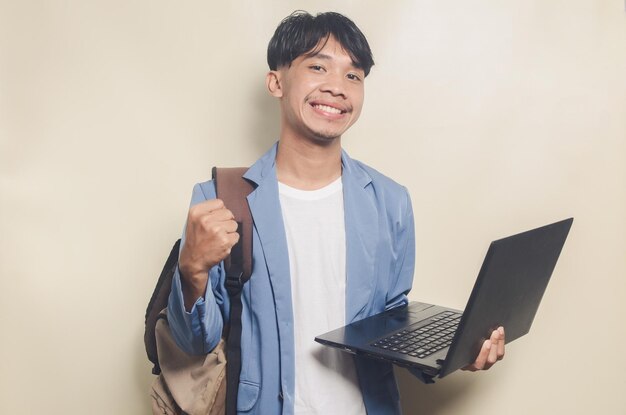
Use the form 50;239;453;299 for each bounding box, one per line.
269;36;366;144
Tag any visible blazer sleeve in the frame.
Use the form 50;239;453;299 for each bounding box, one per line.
167;181;227;355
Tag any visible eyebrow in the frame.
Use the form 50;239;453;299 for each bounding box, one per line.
305;52;363;71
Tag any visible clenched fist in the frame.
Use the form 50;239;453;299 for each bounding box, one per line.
179;199;240;310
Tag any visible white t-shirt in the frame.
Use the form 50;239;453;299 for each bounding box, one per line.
279;177;366;415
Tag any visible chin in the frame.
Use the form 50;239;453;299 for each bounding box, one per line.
305;125;347;142
309;132;342;144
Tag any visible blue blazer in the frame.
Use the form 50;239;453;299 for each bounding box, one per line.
168;143;417;414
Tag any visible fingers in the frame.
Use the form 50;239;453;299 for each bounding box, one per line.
463;339;491;371
180;198;241;280
189;199;234;221
194;198;227;214
225;228;241;248
486;329;500;368
462;326;506;372
189;199;238;235
497;326;505;360
207;207;237;223
201;213;238;233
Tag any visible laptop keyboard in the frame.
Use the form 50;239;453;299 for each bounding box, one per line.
370;311;462;359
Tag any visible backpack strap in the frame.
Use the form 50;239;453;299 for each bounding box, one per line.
212;167;254;415
212;167;254;281
145;239;181;374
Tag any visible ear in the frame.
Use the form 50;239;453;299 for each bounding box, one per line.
266;71;283;98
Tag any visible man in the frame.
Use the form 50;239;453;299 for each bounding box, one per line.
168;11;505;414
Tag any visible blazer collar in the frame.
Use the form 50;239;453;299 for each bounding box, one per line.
242;143;373;188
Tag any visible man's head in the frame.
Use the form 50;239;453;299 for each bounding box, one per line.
266;11;375;144
267;11;374;77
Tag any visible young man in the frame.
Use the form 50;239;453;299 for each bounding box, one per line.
168;11;505;414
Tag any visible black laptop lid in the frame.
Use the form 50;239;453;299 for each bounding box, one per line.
439;218;573;377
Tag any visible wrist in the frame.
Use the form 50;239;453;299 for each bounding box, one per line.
179;265;209;289
179;266;209;311
179;255;214;282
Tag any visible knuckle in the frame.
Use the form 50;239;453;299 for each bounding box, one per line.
188;205;200;221
226;220;238;232
210;225;223;237
200;215;212;228
199;216;212;231
219;233;230;245
212;198;225;209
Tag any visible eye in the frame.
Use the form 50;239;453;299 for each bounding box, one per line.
347;73;362;82
309;65;325;72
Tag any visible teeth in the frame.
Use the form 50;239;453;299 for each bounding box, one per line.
314;104;342;114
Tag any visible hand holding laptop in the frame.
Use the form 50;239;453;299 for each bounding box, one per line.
462;326;505;372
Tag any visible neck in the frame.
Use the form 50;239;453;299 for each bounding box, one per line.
276;135;342;190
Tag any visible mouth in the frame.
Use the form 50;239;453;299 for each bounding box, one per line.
311;104;344;114
309;101;348;116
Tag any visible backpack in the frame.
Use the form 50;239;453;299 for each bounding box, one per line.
145;167;254;415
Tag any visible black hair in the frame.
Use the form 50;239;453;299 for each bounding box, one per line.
267;11;375;77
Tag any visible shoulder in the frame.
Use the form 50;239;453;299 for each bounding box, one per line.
189;180;217;206
343;154;414;229
349;157;411;208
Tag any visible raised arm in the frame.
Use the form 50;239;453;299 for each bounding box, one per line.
167;182;239;355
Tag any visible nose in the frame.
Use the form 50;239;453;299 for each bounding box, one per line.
320;73;347;99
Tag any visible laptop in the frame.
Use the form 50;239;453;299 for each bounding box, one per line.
315;218;573;380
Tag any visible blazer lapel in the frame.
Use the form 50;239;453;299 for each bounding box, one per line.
243;144;294;326
342;151;379;323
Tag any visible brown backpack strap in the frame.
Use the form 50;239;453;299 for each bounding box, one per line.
211;167;254;281
211;167;254;415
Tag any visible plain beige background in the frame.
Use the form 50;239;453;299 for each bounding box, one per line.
1;1;625;414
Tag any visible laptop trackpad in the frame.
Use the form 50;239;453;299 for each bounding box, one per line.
347;302;436;339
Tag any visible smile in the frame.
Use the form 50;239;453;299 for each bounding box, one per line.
312;104;343;114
